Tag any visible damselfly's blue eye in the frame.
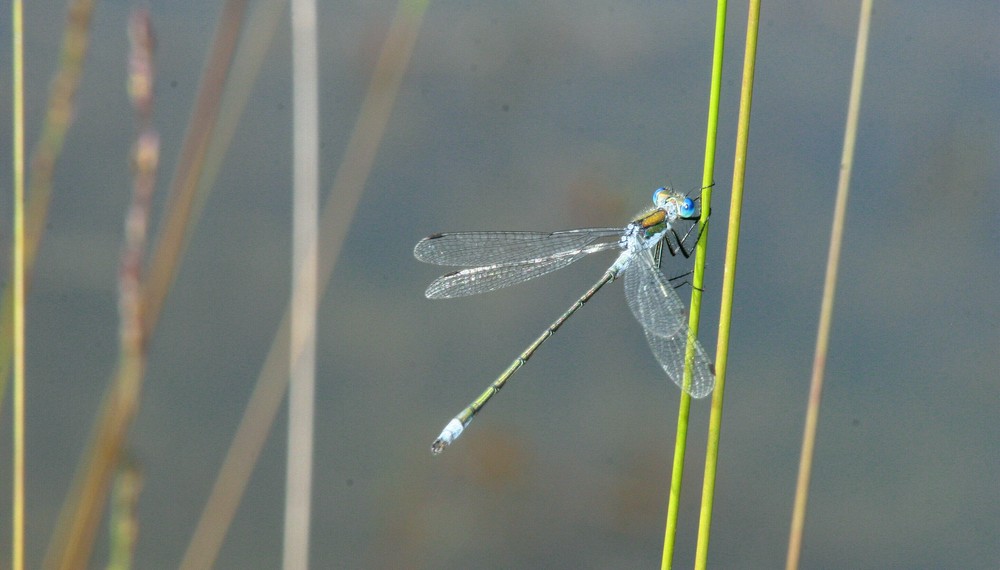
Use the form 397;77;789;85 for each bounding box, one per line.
652;187;669;206
680;197;696;218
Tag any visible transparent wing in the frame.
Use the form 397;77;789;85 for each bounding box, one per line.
623;249;686;338
414;229;623;266
644;326;715;398
425;243;619;298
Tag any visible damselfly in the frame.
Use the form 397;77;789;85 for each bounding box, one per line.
416;186;715;455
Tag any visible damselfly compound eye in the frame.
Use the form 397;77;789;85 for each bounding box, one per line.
652;187;671;207
680;197;696;218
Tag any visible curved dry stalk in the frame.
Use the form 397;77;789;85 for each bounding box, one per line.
786;1;874;568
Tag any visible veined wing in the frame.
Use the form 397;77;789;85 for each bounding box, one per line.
425;242;619;298
623;249;686;338
644;327;715;398
414;228;623;267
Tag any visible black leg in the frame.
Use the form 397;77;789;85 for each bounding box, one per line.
666;221;703;259
665;269;705;292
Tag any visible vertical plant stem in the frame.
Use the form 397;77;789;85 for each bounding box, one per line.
107;459;142;570
786;1;873;568
42;11;159;568
44;2;246;564
179;1;430;567
660;1;727;568
0;0;96;414
695;0;761;566
11;1;27;568
284;0;319;568
45;0;244;561
42;1;246;566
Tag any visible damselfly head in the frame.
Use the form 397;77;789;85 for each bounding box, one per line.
652;187;698;220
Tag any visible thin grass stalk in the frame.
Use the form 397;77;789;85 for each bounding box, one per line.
0;0;96;415
139;0;247;336
284;0;320;567
11;1;27;568
178;1;430;566
694;0;761;566
786;1;872;567
41;12;159;568
32;3;242;561
187;0;289;246
45;1;245;566
660;1;727;567
107;459;142;570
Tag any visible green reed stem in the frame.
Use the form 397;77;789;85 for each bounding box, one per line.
693;0;760;567
661;1;727;568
